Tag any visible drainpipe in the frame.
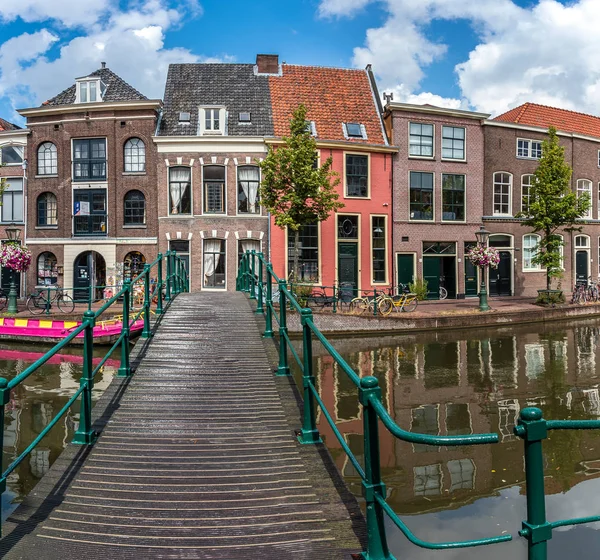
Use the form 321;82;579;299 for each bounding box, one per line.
22;157;28;297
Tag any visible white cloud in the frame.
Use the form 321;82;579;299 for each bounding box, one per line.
319;0;600;116
0;0;112;28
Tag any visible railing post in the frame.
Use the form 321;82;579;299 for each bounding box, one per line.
88;284;93;311
118;280;132;377
298;308;322;444
256;252;264;314
332;284;337;314
515;407;552;560
171;251;178;295
0;377;9;536
359;376;393;560
276;279;290;376
156;253;164;315
165;251;172;302
373;288;377;316
73;310;97;445
249;250;257;300
264;264;274;338
141;263;152;339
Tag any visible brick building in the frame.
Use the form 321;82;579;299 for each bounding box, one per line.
0;118;28;296
17;64;161;300
484;103;600;296
154;59;272;292
383;103;489;299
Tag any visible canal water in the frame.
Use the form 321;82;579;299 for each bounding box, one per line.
0;342;115;522
294;318;600;559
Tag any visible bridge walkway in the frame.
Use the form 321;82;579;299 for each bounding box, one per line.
1;292;363;559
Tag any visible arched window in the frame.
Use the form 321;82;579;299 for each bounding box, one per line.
123;251;146;280
124;138;146;172
37;252;58;285
124;190;146;225
523;234;541;270
38;142;57;175
37;192;58;226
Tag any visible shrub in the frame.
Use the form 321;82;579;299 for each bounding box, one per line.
536;289;565;306
290;283;314;307
409;278;428;301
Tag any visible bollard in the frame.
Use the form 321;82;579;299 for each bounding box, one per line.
256;253;264;314
156;253;164;315
264;264;274;338
359;376;393;560
297;308;322;444
165;251;172;302
276;280;290;376
118;280;132;377
141;264;152;338
73;311;97;445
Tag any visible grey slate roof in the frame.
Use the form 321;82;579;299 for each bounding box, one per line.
159;64;273;136
43;67;147;106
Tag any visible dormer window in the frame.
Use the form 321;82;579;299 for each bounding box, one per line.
199;107;226;136
304;120;317;136
179;112;191;125
343;122;367;140
76;78;105;104
239;112;251;123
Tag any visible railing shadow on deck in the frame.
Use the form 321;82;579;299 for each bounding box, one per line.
239;249;600;560
0;251;189;546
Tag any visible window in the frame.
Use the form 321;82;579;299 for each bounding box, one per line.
409;123;433;157
76;79;104;103
37;142;57;175
493;172;512;215
576;235;590;248
288;223;318;282
238;239;260;266
305;120;317;136
523;234;541;270
577;179;592;219
239;112;251;122
169;167;191;215
448;459;475;491
521;174;534;213
409;171;433;220
200;107;225;135
414;464;442;496
1;145;23;166
37;192;57;226
73;189;107;236
345;154;368;197
73;138;106;181
203;165;225;213
1;178;23;222
441;126;465;160
517;138;542;159
37;252;58;286
237;166;260;214
203;239;226;289
124;190;146;225
169;240;190;277
179;112;191;124
124;138;146;173
123;251;146;280
338;215;358;239
442;174;465;221
344;122;366;139
372;216;386;283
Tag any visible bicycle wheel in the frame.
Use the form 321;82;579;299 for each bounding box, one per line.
349;297;367;315
58;294;75;313
403;296;418;312
439;287;448;300
27;295;46;314
378;297;394;316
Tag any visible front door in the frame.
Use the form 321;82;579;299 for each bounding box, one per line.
396;254;415;291
576;250;589;285
423;257;440;299
464;259;478;297
338;243;358;297
74;265;91;302
489;251;512;296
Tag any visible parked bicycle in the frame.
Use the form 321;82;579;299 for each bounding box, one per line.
26;286;75;314
587;276;600;302
572;282;589;305
349;289;390;315
439;275;448;300
378;287;419;315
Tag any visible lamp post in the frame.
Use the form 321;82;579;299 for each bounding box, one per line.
5;226;21;314
475;225;490;312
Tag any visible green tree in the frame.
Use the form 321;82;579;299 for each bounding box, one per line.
259;104;343;279
519;126;591;290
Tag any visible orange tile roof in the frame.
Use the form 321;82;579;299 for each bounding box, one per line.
0;118;20;131
494;102;600;138
268;64;386;145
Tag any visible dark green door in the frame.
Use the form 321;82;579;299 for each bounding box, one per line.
441;257;457;299
396;254;415;290
576;251;589;285
423;257;440;300
464;259;478;297
338;243;358;296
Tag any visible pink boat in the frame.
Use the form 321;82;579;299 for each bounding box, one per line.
0;317;144;345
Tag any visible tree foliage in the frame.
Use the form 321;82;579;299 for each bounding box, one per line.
259;104;343;277
518;126;591;290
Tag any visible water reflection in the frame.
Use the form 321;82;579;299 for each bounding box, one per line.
304;320;600;558
0;343;115;521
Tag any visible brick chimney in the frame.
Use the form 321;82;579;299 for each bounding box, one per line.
256;54;279;74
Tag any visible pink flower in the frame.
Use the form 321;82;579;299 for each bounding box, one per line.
0;244;32;273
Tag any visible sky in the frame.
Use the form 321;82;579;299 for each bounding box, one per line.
0;0;598;125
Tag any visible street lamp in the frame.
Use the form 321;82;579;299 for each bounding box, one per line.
475;225;491;312
5;225;21;314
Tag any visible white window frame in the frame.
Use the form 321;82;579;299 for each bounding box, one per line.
0;177;24;223
517;138;542;159
557;234;564;270
0;144;24;166
521;174;534;214
75;78;104;104
198;107;227;136
408;122;434;158
493;172;512;216
577;179;593;219
523;233;541;271
441;126;466;161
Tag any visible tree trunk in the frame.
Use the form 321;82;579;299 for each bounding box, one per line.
546;227;551;291
293;228;300;281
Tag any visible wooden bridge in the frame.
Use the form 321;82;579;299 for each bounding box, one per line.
0;292;364;559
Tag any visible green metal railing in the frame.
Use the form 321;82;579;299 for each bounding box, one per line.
0;251;188;536
238;250;600;560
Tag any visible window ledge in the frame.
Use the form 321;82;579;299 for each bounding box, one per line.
236;213;264;217
123;224;147;229
122;172;147;176
408;155;435;160
441;220;467;224
344;195;371;200
34;174;58;179
203;212;227;216
167;214;194;218
440;158;467;163
35;226;59;230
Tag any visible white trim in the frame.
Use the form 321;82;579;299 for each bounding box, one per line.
440;125;466;162
522;233;542;272
492;171;513;217
167;164;193;217
26;237;157;245
335;213;361;293
408;120;434;159
516;137;542;160
343;151;371;199
19;100;162;117
386;102;490;120
235;163;262;217
370;214;389;285
577;178;593;219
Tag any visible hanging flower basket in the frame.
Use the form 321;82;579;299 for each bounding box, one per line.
0;243;32;273
466;245;500;269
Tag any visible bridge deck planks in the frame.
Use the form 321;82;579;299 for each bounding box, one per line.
1;292;363;559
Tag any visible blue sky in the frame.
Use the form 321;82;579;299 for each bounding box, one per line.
0;0;598;125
